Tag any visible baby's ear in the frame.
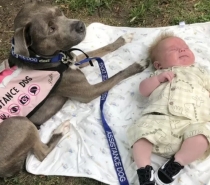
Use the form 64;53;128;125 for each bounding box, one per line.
153;61;162;69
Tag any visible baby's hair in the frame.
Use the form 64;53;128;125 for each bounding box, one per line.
148;31;176;64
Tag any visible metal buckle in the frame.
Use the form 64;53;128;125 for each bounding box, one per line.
61;53;73;65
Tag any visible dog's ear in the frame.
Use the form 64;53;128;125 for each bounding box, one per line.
14;23;31;57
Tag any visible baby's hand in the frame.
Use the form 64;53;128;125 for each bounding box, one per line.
157;71;175;83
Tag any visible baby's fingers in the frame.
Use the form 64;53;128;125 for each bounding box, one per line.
166;72;174;82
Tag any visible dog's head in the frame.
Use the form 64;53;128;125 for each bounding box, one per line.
13;0;86;58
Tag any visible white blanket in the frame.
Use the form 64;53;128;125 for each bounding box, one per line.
26;22;210;185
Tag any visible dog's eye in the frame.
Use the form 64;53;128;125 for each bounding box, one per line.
49;26;55;33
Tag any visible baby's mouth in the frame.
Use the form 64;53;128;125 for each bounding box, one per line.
179;55;188;58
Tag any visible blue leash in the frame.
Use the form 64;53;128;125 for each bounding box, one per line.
76;57;129;185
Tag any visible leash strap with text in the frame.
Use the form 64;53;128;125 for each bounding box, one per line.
76;57;129;185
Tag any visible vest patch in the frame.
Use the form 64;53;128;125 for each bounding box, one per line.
0;68;60;123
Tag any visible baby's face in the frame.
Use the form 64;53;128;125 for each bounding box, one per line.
153;37;195;69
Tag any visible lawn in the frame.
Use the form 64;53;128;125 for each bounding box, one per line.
1;0;210;184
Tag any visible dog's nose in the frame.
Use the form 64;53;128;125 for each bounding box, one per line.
75;21;85;33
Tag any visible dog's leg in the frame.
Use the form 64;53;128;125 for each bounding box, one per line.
33;120;70;161
82;62;147;102
0;117;69;177
0;117;39;177
77;33;134;68
56;61;147;103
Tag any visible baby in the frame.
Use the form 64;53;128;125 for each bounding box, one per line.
127;32;210;185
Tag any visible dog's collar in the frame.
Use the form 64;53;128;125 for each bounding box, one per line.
10;38;93;66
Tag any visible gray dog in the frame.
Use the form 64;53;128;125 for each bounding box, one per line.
0;0;147;177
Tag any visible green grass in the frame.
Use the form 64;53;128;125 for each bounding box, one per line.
55;0;115;15
128;0;210;26
0;48;9;58
128;0;160;25
2;0;210;184
0;171;106;185
55;0;210;27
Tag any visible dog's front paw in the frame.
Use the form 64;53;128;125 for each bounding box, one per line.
107;33;135;53
122;33;134;43
136;59;149;70
53;120;70;136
